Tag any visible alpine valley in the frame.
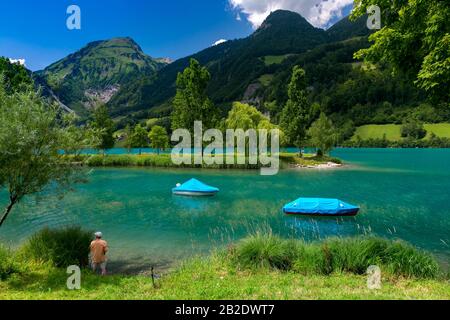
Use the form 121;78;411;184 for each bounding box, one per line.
11;10;450;132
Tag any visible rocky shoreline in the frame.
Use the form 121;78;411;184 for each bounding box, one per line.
291;162;344;169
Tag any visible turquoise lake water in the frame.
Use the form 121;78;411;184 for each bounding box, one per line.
1;148;449;270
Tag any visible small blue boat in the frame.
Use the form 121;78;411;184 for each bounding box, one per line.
283;198;360;216
172;178;219;197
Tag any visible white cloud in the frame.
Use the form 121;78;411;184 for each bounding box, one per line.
212;39;228;46
229;0;353;29
8;58;26;66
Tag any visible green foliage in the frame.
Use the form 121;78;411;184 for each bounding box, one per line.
0;57;32;92
22;227;92;268
90;105;116;150
123;124;133;152
225;102;265;130
0;80;94;227
352;0;450;104
84;154;263;170
337;120;356;144
148;125;169;154
280;66;313;147
171;59;219;132
146;118;159;130
307;112;337;155
0;245;21;280
231;234;441;279
279;153;342;167
401;118;427;140
130;124;148;154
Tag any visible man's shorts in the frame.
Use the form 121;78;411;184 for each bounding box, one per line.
92;261;107;269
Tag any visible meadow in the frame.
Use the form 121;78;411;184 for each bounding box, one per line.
352;124;450;141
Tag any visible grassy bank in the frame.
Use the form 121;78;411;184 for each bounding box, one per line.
78;153;340;169
1;257;449;300
1;234;448;300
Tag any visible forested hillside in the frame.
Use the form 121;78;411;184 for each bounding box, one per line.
106;10;445;130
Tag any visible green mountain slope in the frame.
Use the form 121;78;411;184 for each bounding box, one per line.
107;10;331;120
326;15;371;42
35;37;168;117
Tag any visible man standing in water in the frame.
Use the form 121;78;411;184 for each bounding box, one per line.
90;232;108;275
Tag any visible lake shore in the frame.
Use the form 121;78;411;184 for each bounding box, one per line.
1;235;449;300
74;152;344;170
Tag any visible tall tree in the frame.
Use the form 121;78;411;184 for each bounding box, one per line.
90;105;116;152
307;112;337;156
0;81;94;227
280;66;312;150
123;124;133;154
171;58;218;132
352;0;450;105
131;124;148;155
148;125;169;154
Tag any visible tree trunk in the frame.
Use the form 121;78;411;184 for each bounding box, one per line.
0;197;17;227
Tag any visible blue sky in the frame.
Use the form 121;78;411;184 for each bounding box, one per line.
0;0;353;71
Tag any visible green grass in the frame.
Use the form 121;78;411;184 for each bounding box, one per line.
424;124;450;139
352;123;450;141
1;235;448;300
262;55;292;66
258;74;274;86
0;246;22;281
353;125;402;141
0;253;448;300
231;234;440;279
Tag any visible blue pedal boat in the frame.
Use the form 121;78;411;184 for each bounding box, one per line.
283;198;360;216
172;178;219;197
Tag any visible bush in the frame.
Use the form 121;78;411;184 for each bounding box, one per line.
232;234;441;279
401;118;427;139
0;245;21;280
233;232;301;271
22;226;92;268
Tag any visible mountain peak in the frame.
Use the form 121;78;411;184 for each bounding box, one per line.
257;9;315;32
37;36;168;117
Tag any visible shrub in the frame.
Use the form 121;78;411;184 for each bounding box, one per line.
22;226;92;268
232;234;441;279
321;237;439;278
401;118;427;139
0;245;21;280
233;232;301;271
381;241;440;278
